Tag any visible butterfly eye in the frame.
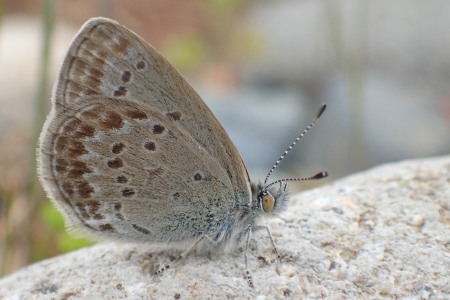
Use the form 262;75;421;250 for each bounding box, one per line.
261;192;275;213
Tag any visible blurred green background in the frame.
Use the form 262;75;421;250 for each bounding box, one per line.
0;0;449;277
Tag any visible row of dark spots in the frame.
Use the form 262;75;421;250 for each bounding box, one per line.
103;109;163;198
114;203;124;220
112;60;153;97
107;138;156;199
107;143;155;170
114;70;132;97
124;109;181;123
112;171;136;198
115;61;145;87
113;61;144;97
107;142;132;197
110;141;157;157
107;136;124;166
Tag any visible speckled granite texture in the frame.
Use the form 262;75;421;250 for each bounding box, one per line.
0;156;448;299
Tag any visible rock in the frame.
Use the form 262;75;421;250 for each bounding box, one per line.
0;156;448;299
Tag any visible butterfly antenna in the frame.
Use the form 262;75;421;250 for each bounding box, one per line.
264;104;327;185
265;172;328;189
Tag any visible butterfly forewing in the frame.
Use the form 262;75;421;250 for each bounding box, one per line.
39;18;251;244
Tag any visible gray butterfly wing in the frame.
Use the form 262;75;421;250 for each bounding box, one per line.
39;18;251;246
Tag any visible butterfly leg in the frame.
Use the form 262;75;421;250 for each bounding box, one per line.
252;225;282;263
243;225;255;288
155;234;207;275
242;225;281;287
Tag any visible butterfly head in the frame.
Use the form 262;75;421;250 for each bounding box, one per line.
252;183;289;218
253;170;327;217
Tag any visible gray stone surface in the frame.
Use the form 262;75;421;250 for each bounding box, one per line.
0;156;448;299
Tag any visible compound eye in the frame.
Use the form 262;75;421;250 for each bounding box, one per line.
261;192;275;213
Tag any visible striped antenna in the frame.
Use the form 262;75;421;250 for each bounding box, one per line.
263;104;327;185
265;172;328;189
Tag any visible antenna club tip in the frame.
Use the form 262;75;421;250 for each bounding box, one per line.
314;104;327;121
312;171;328;179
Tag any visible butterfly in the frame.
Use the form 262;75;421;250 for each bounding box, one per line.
38;17;327;287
